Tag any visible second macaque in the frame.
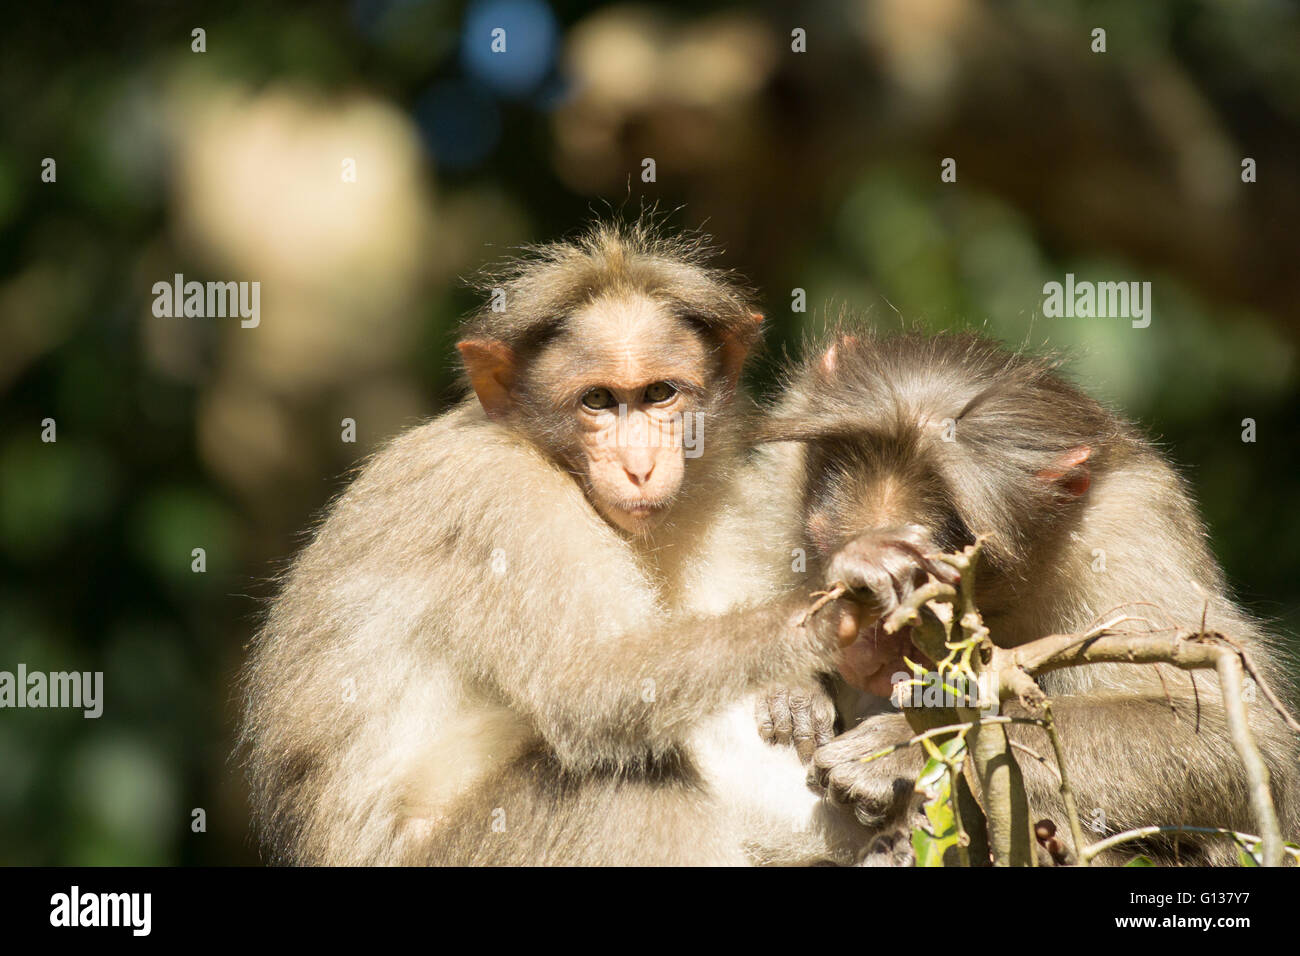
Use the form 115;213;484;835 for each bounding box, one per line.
766;329;1299;864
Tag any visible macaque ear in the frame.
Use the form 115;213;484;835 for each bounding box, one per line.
1037;445;1092;497
457;338;518;421
717;313;763;392
818;335;859;378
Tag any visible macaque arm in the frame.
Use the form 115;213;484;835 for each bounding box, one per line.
460;581;833;771
316;412;835;773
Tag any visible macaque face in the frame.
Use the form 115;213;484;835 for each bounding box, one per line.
802;439;952;560
572;378;690;534
801;439;970;695
459;291;729;538
557;295;713;536
794;410;1093;695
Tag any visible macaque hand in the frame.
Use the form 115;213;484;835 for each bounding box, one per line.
755;681;837;763
824;530;954;694
857;822;921;867
825;529;960;622
811;712;921;830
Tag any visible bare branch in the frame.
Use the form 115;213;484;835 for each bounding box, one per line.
1081;826;1300;866
1216;652;1284;866
887;541;1298;867
857;716;1046;764
1042;703;1087;866
797;583;847;627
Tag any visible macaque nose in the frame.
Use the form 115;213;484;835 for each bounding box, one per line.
621;450;656;486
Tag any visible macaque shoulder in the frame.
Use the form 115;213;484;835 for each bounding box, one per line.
298;400;624;579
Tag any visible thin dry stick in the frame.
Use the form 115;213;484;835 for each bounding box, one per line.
1041;702;1086;866
857;716;1046;764
1152;663;1178;717
797;583;847;627
1215;633;1300;733
1009;740;1058;780
1002;629;1286;867
1190;667;1202;734
1216;652;1284;866
1081;826;1300;865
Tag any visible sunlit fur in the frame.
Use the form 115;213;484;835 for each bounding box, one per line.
768;327;1300;864
239;220;865;865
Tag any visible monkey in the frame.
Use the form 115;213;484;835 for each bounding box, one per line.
239;220;869;866
760;328;1300;865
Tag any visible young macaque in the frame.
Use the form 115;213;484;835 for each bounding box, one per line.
239;220;865;866
764;329;1299;864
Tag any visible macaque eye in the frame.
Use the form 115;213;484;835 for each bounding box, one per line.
581;387;617;410
644;382;677;404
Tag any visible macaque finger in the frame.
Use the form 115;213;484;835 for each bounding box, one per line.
769;690;794;745
926;558;962;586
760;682;838;761
888;540;960;588
811;689;837;749
789;692;819;762
754;695;775;744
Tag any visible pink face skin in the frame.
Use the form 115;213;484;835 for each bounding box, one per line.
458;293;722;538
835;614;925;697
576;384;689;535
559;294;714;536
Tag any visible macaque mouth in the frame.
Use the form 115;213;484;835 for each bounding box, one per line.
604;494;677;534
613;496;673;517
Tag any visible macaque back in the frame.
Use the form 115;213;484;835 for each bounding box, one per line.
772;330;1300;863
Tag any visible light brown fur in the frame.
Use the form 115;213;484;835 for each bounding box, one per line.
768;328;1300;865
240;221;866;865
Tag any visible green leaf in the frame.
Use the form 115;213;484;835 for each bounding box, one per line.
1124;855;1155;867
913;775;959;867
916;735;967;790
912;745;969;867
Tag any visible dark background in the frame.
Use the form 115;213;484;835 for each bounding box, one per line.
1;0;1297;864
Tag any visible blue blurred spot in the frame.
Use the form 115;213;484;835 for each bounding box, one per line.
462;0;557;97
414;81;502;170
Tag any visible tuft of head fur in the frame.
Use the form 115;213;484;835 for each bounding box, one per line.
461;215;761;363
761;326;1127;575
763;326;1118;449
